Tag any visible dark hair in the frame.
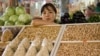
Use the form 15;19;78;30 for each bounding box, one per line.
88;6;94;11
41;3;57;14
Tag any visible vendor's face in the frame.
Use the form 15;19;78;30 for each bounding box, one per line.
42;6;56;22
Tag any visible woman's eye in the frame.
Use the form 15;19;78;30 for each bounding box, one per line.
43;12;46;14
49;12;52;13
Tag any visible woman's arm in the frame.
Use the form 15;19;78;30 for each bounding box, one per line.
31;19;56;26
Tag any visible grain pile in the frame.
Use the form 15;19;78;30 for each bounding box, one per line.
56;42;100;56
62;24;100;41
16;26;61;41
57;24;100;56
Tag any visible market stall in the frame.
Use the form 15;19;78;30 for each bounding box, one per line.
1;23;100;56
0;0;100;56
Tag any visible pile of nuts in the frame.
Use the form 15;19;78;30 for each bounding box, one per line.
17;26;61;41
62;24;100;41
57;42;100;56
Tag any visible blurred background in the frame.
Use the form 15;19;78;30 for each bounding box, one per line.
0;0;100;24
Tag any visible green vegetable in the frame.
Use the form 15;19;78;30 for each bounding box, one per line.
18;14;31;24
0;20;4;26
88;15;100;22
4;21;14;26
15;21;25;25
5;7;15;16
0;15;9;21
15;6;26;15
9;15;18;22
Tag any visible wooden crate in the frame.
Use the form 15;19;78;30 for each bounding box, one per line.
1;25;61;56
57;42;100;56
56;23;100;56
62;23;100;41
16;25;61;41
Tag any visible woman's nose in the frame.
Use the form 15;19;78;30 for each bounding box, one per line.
45;13;49;16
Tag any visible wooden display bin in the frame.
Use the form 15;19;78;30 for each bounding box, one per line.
1;25;62;56
62;23;100;41
16;25;61;41
57;42;100;56
56;23;100;56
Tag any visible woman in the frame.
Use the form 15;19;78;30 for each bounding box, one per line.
85;6;95;19
31;3;57;26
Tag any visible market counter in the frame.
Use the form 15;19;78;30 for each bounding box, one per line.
1;23;100;56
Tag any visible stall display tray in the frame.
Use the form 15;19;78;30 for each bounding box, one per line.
57;42;100;56
62;24;100;41
16;25;61;41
